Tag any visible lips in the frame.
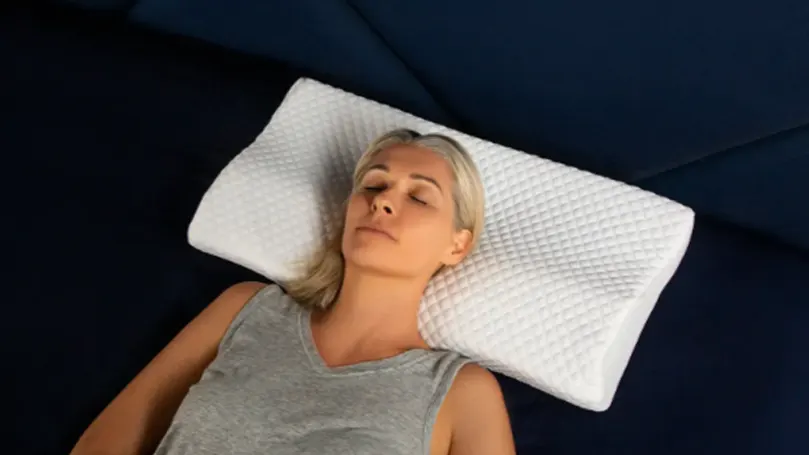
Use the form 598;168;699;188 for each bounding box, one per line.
356;225;396;241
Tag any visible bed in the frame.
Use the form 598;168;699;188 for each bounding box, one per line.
4;2;809;454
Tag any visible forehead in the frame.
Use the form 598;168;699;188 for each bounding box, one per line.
369;144;452;179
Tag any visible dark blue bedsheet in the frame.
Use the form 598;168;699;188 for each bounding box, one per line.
4;4;808;455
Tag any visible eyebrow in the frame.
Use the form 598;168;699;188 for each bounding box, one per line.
368;163;443;194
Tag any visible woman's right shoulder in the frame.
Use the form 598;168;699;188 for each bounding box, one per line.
202;282;271;325
215;282;300;349
217;281;272;303
214;281;296;321
214;281;291;313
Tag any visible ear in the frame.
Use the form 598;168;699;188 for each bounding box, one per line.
442;229;474;267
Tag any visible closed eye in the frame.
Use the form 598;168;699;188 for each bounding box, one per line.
410;195;427;205
363;184;429;205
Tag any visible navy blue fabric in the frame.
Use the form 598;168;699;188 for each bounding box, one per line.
4;4;809;455
348;0;809;174
641;125;809;248
129;0;455;126
51;0;137;11
2;6;294;453
501;222;809;454
131;0;809;249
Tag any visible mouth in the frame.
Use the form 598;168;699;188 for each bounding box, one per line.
356;226;396;241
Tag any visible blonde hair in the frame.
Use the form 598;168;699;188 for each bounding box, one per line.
284;128;486;310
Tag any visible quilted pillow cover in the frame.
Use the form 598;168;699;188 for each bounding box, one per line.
188;78;694;411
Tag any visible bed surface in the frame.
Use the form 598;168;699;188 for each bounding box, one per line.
4;4;808;455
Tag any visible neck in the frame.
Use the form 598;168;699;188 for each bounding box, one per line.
314;265;430;358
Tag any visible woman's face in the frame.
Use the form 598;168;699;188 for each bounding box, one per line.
342;144;473;279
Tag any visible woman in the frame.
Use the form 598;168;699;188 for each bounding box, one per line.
71;129;516;454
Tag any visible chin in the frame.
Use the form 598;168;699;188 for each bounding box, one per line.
344;248;391;271
343;247;408;277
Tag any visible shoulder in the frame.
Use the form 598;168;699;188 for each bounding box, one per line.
214;281;270;308
153;282;272;363
208;281;274;318
451;363;500;393
218;281;270;300
443;364;515;455
213;282;302;326
445;364;505;416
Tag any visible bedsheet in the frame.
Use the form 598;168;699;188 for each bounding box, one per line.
3;4;809;455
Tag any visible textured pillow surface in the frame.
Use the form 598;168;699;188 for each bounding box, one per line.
188;78;694;411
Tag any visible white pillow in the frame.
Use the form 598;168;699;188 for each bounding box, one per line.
188;78;694;411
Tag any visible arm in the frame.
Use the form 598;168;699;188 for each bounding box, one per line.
70;281;267;455
447;364;516;455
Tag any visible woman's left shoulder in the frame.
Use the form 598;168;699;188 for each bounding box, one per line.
441;363;516;454
449;363;502;400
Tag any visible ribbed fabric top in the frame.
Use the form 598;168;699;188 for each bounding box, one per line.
154;285;470;455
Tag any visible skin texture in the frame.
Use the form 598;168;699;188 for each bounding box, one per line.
344;144;471;279
71;144;515;455
314;144;515;454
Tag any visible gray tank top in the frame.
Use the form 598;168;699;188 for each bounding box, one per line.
154;284;470;455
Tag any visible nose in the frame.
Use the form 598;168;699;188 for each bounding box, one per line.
371;195;395;216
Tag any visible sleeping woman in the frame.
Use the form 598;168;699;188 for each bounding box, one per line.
71;129;516;455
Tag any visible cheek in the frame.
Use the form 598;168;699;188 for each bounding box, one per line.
344;195;366;223
402;210;453;246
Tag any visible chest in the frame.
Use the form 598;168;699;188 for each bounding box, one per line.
167;361;439;454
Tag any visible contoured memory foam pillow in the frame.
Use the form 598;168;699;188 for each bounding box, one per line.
188;78;694;411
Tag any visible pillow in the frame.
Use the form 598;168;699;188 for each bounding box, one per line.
188;78;694;411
